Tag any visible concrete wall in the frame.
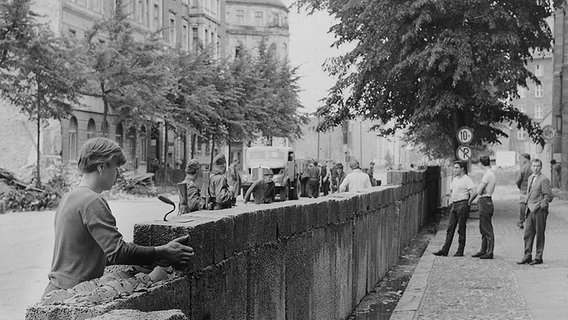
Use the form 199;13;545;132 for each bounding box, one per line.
26;167;441;320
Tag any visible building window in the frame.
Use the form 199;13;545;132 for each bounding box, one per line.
535;64;543;77
182;20;189;51
68;117;78;161
127;126;137;163
254;11;263;26
115;122;124;148
272;12;279;26
535;84;543;97
153;3;160;30
535;105;543;119
68;28;77;38
517;128;526;140
192;27;199;51
87;119;96;140
140;126;147;162
236;10;244;24
169;13;176;46
518;105;525;113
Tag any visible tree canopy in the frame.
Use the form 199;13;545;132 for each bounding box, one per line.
296;0;564;159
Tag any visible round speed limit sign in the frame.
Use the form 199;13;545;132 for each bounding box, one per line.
457;126;474;144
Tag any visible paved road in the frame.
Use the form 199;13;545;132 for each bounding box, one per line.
392;185;568;320
0;194;181;320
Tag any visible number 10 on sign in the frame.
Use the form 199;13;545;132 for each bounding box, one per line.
457;127;474;144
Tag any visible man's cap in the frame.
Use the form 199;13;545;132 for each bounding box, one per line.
521;153;531;160
185;159;200;174
349;159;360;169
370;161;375;165
263;168;274;176
336;163;344;169
213;154;226;165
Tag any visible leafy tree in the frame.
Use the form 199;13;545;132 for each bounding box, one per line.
250;40;306;145
2;27;82;186
77;11;174;136
296;0;563;159
0;0;36;73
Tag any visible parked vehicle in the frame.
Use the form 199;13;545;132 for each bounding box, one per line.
241;146;303;201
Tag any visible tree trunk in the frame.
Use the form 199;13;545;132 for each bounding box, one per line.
209;134;215;169
164;120;169;169
101;82;109;137
36;101;42;188
191;134;195;158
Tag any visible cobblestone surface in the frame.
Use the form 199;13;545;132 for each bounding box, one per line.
393;185;568;320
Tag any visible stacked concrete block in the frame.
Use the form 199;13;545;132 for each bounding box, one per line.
27;168;441;320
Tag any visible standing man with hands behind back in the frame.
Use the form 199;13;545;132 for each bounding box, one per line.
516;153;532;229
434;161;477;257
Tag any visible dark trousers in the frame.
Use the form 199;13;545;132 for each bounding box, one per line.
307;178;320;198
519;202;527;223
524;207;549;260
478;197;495;255
442;201;470;253
322;180;330;196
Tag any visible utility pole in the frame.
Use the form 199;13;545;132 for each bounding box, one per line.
552;8;568;191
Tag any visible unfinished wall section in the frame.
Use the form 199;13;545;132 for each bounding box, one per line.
26;167;441;320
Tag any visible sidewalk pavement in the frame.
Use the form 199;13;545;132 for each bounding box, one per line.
391;185;568;320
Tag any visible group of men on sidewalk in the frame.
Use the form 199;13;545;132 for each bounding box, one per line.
433;155;554;265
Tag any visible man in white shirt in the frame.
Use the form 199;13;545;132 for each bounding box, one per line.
339;159;372;193
434;161;477;257
471;156;496;259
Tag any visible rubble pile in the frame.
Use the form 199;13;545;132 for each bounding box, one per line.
0;167;58;212
41;265;178;307
113;171;157;196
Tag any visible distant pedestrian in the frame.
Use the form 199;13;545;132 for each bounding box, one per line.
368;161;376;186
471;156;496;259
207;154;233;210
227;158;241;206
306;160;321;198
516;153;532;229
44;138;194;297
178;159;205;214
339;159;372;193
333;163;347;193
434;161;477;257
244;168;275;204
517;159;554;265
551;159;561;189
321;162;331;196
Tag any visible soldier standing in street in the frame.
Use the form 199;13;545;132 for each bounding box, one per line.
306;160;321;198
208;154;233;210
227;158;241;206
434;161;477;257
333;163;347;193
178;159;205;214
516;153;532;229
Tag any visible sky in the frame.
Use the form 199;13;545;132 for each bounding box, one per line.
283;1;350;114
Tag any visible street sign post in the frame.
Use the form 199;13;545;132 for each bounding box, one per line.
542;125;557;141
456;145;472;161
457;126;474;144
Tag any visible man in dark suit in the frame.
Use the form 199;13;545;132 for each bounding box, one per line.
517;159;554;265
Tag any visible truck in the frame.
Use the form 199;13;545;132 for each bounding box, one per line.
240;146;304;201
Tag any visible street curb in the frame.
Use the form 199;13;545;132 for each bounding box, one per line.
389;230;439;320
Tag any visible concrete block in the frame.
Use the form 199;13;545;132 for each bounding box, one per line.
327;199;339;224
275;206;292;238
248;244;286;320
214;216;234;263
290;204;307;235
232;213;250;254
358;193;371;213
352;214;369;304
311;228;337;320
315;201;329;228
284;233;313;320
333;223;354;319
88;309;188;320
304;202;318;230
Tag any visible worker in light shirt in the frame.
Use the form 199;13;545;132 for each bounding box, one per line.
339;159;372;193
434;161;477;257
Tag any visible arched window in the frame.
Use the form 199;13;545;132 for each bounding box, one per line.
101;119;109;136
283;42;288;58
127;126;137;164
140;125;147;163
235;43;243;58
115;122;124;148
269;43;277;58
87;118;96;140
68;117;78;161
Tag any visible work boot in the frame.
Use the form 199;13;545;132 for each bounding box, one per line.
453;251;464;257
472;251;485;258
479;253;493;259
